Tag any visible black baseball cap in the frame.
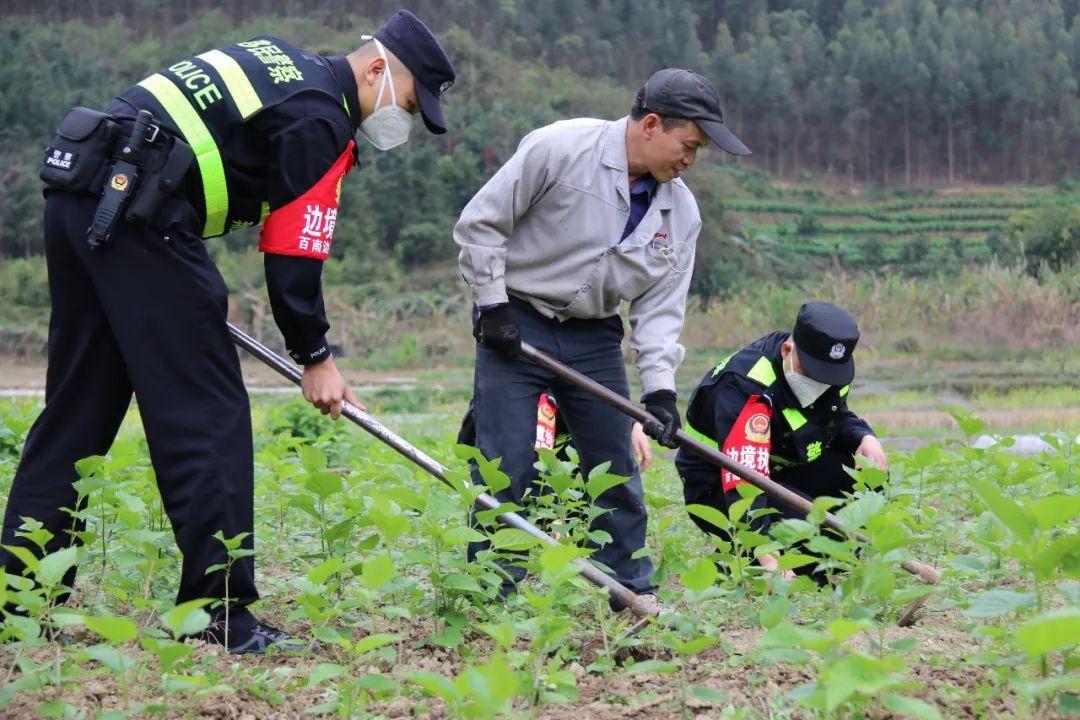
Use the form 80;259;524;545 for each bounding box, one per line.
792;301;860;386
373;10;456;135
634;68;751;156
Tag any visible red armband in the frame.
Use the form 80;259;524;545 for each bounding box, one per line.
259;140;355;260
720;394;773;493
535;392;558;450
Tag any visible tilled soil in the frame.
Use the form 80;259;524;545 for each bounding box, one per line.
0;601;1057;719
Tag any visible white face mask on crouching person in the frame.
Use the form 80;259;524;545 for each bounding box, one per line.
357;37;413;151
783;347;832;408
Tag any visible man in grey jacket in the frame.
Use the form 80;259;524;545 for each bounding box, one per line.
454;68;750;610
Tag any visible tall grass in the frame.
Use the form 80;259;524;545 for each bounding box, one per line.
682;262;1080;356
2;253;1075;371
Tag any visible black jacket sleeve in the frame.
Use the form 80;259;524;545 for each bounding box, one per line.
264;254;331;364
257;95;353;365
835;396;874;453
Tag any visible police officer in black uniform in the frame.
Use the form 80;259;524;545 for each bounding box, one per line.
2;11;455;654
675;302;888;578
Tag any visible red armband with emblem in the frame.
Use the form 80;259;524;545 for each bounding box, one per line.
535;392;558;450
720;394;773;493
259;140;355;260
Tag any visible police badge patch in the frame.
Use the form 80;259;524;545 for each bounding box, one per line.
745;412;771;443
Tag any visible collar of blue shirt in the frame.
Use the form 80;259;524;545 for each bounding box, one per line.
630;174;657;197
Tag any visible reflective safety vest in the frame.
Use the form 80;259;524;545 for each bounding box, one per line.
119;37;352;238
684;345;851;469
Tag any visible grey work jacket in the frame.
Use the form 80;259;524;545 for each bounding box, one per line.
454;116;701;393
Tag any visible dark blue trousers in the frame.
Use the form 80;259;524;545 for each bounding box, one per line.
0;191;257;612
467;298;655;596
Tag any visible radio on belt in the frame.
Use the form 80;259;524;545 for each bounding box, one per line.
86;109;157;250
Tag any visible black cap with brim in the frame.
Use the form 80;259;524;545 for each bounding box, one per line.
373;10;455;135
415;81;446;134
797;349;855;386
697;117;751;156
791;301;860;386
636;68;751;156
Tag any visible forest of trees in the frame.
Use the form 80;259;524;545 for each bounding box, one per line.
0;0;1076;267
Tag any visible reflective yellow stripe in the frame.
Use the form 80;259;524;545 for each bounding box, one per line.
782;407;807;431
839;384;850;397
197;49;263;119
684;422;719;450
711;352;734;377
260;201;270;223
138;73;228;238
746;356;777;387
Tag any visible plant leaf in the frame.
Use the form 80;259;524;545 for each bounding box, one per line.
585;471;628;500
883;694;942;720
84;615;138;644
967;477;1036;541
490;529;541;552
1015;608;1080;656
36;546;77;588
681;557;719;592
964;589;1036;618
360;553;396;590
834;493;885;533
626;659;679;675
161;599;213;639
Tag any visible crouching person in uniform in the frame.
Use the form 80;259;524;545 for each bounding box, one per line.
675;302;888;580
1;11;455;653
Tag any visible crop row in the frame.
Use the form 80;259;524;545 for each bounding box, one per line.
726;195;1074;217
818;220;1002;235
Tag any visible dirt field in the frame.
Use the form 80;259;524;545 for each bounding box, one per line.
0;599;1034;720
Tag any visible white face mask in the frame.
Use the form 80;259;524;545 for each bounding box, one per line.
783;346;832;408
356;37;413;151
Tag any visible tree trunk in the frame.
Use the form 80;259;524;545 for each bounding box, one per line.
1021;112;1030;183
848;120;857;187
883;123;889;187
965;124;972;179
946;114;955;185
904;101;911;187
793;120;801;178
776;124;784;178
764;128;771;175
864;112;870;183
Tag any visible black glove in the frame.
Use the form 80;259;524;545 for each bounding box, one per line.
474;303;521;359
642;389;681;448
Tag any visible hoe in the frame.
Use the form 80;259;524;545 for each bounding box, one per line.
228;323;657;620
229;324;938;635
517;342;940;631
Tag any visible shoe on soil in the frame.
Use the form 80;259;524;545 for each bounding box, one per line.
197;618;305;655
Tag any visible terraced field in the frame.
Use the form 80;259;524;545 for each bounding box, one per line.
719;184;1078;269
